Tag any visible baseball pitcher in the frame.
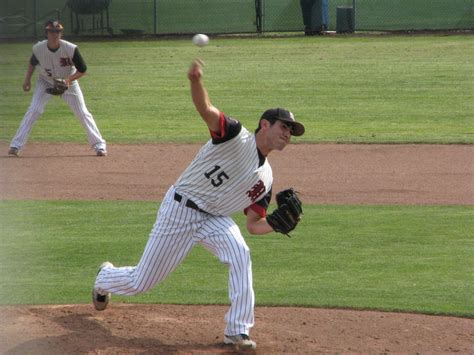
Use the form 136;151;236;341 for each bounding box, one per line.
92;59;304;350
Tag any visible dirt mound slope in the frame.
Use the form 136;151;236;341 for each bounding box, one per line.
1;304;473;354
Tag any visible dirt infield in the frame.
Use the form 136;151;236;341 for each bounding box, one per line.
1;142;473;354
1;143;473;204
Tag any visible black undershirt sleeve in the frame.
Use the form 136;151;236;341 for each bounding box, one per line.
256;189;272;211
30;54;39;66
72;48;87;73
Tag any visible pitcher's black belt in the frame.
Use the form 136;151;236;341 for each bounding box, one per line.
174;192;207;213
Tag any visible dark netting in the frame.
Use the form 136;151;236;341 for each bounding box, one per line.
1;0;473;39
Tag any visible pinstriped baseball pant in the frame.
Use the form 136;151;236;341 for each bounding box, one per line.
95;186;255;336
10;78;106;151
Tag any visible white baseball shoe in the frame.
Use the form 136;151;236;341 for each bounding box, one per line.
96;148;107;157
92;261;113;311
224;334;257;349
8;147;20;157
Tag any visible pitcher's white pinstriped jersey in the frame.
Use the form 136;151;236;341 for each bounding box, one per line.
175;113;272;216
94;111;271;338
33;39;77;83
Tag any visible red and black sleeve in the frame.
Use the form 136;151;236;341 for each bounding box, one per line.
244;189;272;218
211;112;242;144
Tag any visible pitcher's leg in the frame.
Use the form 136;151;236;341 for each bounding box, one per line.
95;230;195;296
63;83;106;152
94;188;200;297
10;79;51;150
199;217;255;336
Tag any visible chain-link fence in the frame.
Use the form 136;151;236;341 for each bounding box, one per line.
1;0;473;39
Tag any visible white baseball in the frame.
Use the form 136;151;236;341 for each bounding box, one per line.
192;34;209;47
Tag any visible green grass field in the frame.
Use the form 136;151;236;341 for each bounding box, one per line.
0;35;472;318
1;35;473;144
0;201;472;317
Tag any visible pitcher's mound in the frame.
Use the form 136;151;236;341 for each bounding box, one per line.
1;304;473;354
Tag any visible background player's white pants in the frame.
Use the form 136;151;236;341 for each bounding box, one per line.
10;78;106;151
95;186;255;336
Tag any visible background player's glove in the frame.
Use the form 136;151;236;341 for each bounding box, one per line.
46;79;68;95
266;188;303;237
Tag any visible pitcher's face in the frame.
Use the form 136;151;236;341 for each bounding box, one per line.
266;120;292;151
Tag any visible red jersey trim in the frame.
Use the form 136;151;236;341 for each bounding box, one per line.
210;112;226;139
244;203;267;218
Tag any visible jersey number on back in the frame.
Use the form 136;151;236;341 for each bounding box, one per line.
204;165;229;187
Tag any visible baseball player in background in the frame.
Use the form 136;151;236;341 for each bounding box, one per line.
92;59;305;350
8;19;107;157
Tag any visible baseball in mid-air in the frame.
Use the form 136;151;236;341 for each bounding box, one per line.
192;33;209;47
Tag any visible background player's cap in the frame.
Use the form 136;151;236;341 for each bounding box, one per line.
260;108;305;136
44;19;64;32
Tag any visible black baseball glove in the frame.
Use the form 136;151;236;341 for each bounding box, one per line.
266;188;303;237
46;78;68;95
